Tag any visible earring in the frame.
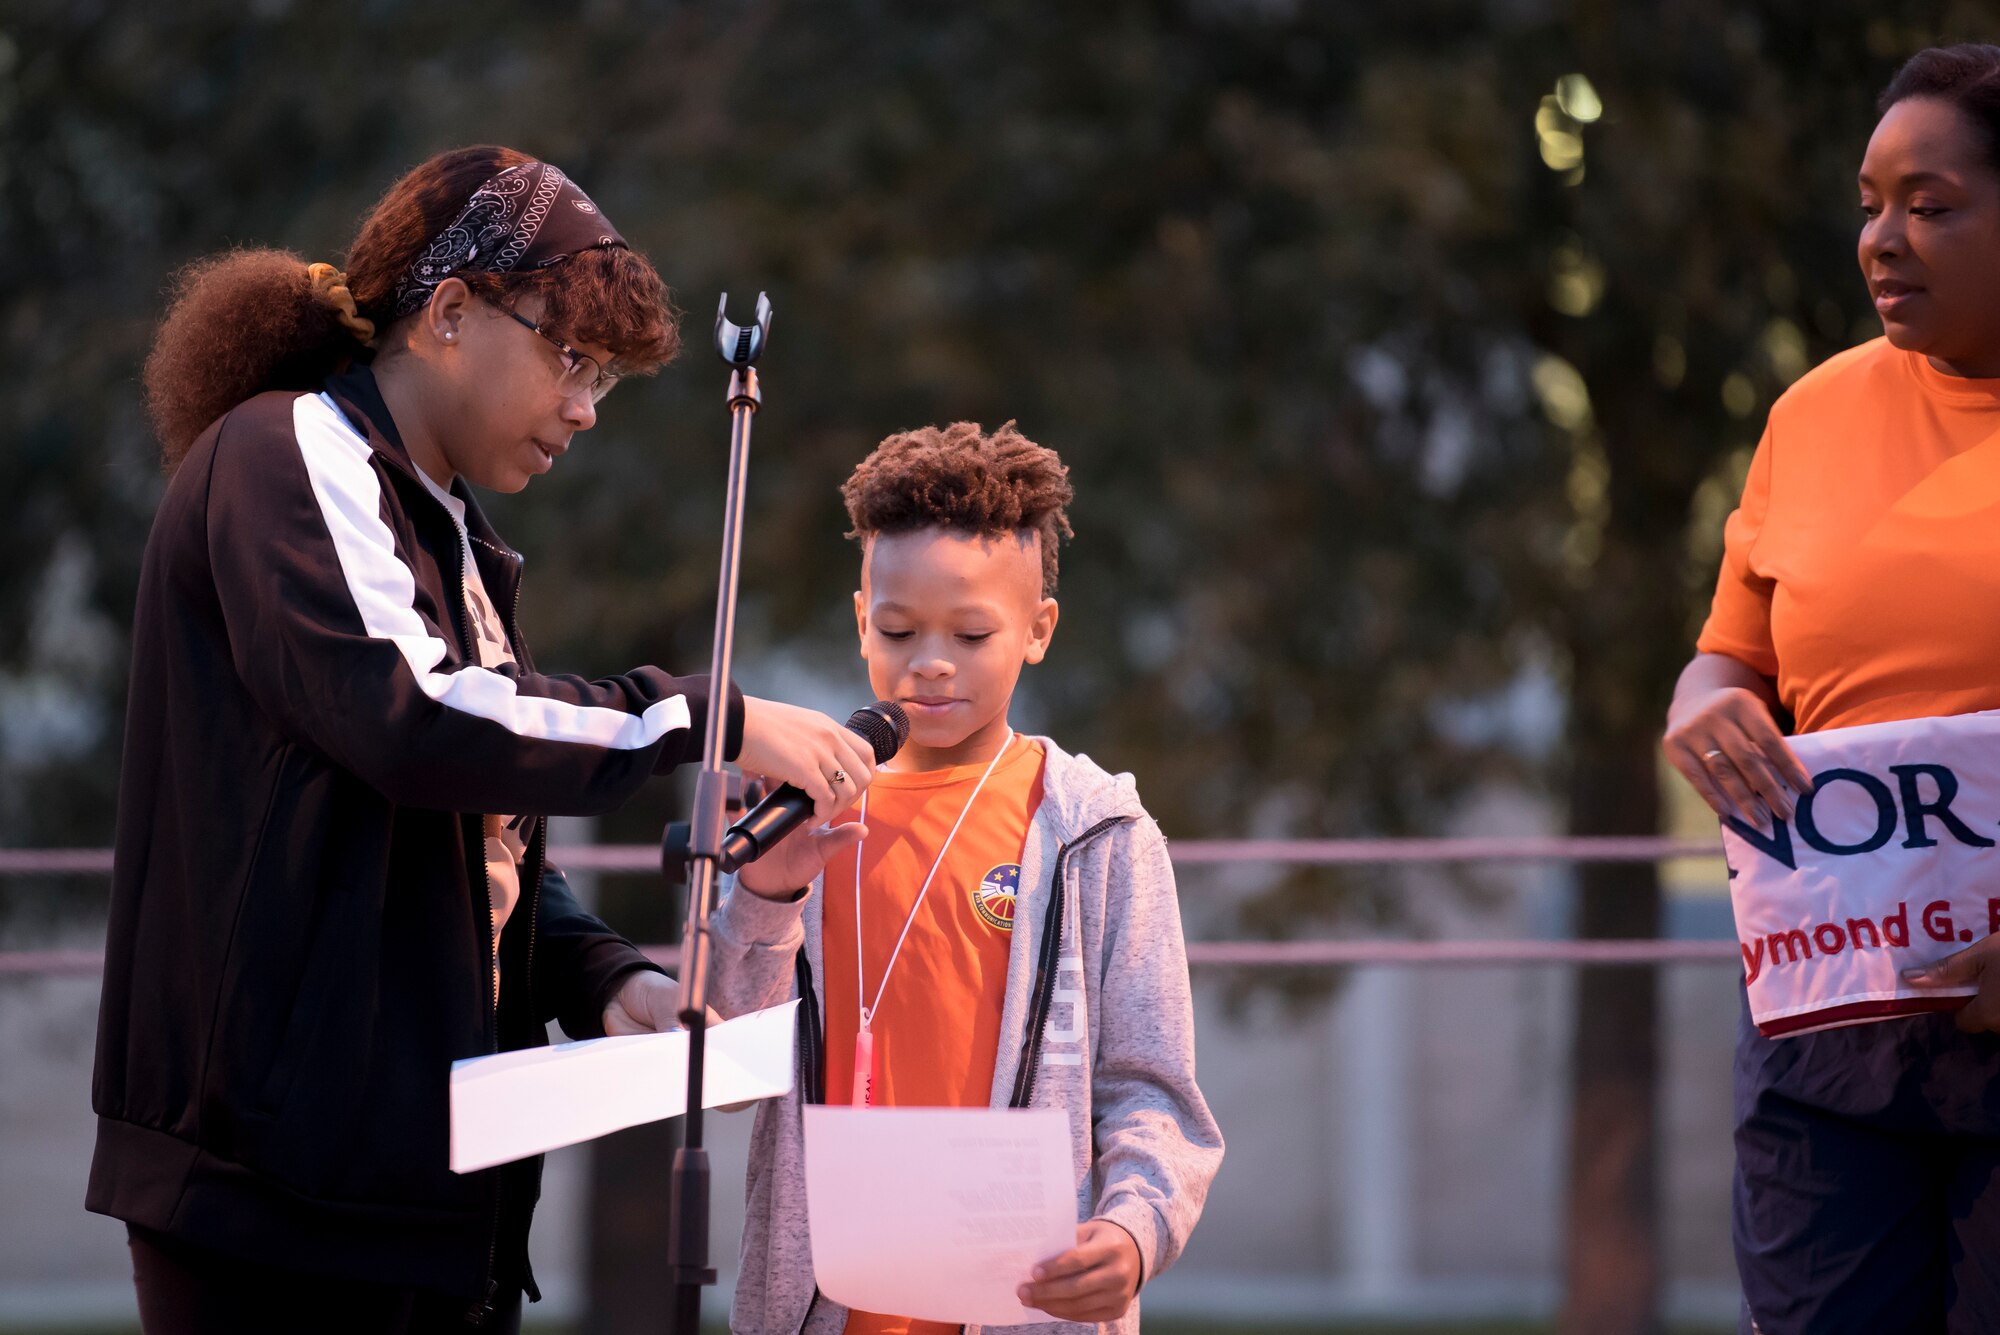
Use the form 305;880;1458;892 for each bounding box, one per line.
443;331;456;342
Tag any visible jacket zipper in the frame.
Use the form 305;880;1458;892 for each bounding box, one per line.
430;515;542;1061
478;545;539;1324
499;551;541;1013
425;486;479;666
500;549;550;1309
467;811;504;1327
422;475;506;1327
1009;817;1128;1110
348;424;530;1323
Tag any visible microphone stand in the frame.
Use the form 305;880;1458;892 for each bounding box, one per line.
662;291;772;1335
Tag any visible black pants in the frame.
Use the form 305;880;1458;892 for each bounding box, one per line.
1734;995;2000;1335
128;1225;523;1335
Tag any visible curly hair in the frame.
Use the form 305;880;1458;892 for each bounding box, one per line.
145;145;680;472
841;421;1074;597
1881;44;2000;175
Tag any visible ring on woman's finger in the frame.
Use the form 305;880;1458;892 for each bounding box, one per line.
830;769;849;786
1701;749;1725;761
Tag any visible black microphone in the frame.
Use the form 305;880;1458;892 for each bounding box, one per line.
718;701;910;873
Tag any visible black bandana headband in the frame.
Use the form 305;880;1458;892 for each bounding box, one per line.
390;161;627;320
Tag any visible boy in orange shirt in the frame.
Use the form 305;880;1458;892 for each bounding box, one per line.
710;422;1223;1334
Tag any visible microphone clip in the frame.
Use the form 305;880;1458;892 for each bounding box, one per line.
714;292;773;368
660;773;765;884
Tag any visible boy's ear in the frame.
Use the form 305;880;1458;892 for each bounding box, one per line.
1023;597;1060;666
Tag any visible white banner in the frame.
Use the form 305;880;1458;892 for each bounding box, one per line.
1723;711;2000;1038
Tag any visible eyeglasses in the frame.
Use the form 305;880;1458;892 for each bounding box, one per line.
498;307;619;404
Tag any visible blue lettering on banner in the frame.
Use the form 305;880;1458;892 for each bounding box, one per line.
1725;812;1795;872
1795;768;1898;856
1726;760;1999;869
1889;763;1996;850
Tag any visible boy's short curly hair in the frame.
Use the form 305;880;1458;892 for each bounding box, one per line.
842;421;1075;597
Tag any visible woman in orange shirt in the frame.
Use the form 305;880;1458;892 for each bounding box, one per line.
1665;45;2000;1335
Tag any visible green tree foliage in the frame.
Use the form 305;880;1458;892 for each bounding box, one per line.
0;0;1948;850
5;2;1995;1328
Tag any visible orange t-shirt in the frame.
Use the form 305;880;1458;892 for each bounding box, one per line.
1698;339;2000;735
821;737;1046;1335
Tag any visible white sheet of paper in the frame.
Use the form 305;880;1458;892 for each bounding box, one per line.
449;1000;797;1173
802;1106;1076;1326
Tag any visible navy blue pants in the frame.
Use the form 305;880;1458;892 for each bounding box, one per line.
1734;991;2000;1334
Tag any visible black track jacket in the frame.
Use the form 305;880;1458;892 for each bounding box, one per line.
87;367;737;1306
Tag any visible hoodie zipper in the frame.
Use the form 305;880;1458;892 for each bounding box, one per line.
796;951;826;1106
976;815;1126;1335
1009;817;1129;1110
794;952;825;1335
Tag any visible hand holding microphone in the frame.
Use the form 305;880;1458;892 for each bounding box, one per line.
734;697;900;821
731;700;909;898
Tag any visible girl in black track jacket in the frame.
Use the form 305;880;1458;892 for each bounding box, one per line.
88;146;879;1334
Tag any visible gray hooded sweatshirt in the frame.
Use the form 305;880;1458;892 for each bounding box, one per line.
708;737;1224;1335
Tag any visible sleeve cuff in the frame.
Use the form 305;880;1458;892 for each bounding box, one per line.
573;955;667;1039
1093;1198;1164;1288
714;875;811;950
723;684;746;763
1692;636;1777;677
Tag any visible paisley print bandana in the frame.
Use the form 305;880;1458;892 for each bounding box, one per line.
390;161;628;320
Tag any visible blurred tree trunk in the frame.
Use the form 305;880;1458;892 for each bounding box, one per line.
1558;705;1664;1335
1550;363;1688;1332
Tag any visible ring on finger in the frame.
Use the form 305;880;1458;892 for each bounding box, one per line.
830;769;849;786
1701;749;1724;761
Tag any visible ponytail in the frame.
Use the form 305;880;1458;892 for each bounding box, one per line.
306;263;378;347
144;249;371;472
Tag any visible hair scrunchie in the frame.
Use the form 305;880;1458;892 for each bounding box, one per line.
306;262;377;348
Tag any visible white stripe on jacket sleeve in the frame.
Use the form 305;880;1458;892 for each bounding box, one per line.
292;392;691;750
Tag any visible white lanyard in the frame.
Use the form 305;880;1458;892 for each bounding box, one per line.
854;731;1016;1036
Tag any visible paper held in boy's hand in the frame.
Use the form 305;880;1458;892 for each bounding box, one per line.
803;1106;1075;1326
449;1000;798;1173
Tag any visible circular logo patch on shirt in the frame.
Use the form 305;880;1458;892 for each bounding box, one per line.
973;863;1020;932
